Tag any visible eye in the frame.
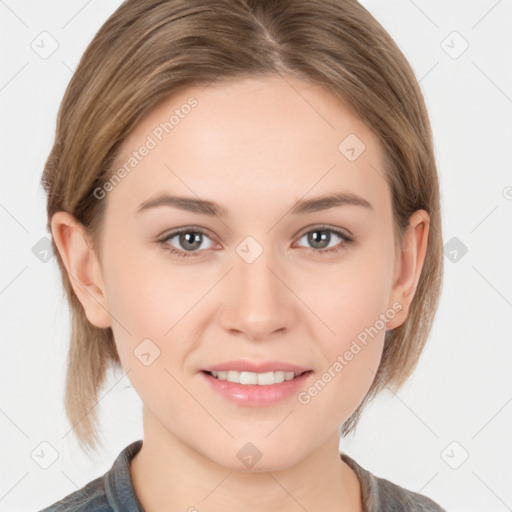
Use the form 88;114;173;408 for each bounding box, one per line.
158;227;216;258
294;226;353;255
158;225;353;259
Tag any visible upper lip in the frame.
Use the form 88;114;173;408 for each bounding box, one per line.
202;360;311;374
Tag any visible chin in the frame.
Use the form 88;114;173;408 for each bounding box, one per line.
204;438;306;473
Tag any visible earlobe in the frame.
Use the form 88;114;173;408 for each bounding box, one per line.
386;209;430;330
51;211;112;329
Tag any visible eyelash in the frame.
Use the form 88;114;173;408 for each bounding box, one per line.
157;225;353;259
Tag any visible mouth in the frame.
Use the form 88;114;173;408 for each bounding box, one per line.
200;368;314;406
201;369;312;386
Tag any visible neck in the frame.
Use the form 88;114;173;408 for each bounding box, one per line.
130;407;363;512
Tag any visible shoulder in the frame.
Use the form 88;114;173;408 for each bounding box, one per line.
341;452;447;512
375;474;446;511
36;476;110;511
36;440;144;512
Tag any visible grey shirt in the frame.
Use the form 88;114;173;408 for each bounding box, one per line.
37;440;447;511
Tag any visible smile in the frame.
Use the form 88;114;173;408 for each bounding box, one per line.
200;370;313;406
205;370;308;385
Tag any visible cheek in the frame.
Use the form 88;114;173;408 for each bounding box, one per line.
310;333;385;430
306;246;395;343
302;280;388;426
102;245;209;388
299;246;393;415
102;240;185;332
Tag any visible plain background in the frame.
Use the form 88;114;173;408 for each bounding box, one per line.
1;1;511;511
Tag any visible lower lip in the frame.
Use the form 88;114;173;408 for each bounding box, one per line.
199;370;313;406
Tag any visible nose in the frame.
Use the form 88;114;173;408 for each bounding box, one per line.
218;245;296;341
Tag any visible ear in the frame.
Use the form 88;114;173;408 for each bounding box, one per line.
51;211;112;329
386;209;430;330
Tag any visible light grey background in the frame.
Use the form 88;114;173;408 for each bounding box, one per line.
1;1;511;511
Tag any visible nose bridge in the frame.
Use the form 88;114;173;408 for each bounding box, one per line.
220;234;294;338
239;249;279;299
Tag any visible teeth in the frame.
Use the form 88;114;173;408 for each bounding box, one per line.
209;370;301;385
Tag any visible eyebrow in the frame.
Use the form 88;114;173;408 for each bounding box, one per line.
136;191;373;217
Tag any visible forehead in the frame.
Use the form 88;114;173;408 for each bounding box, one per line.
108;74;390;216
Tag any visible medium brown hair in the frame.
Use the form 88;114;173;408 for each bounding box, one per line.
42;0;443;456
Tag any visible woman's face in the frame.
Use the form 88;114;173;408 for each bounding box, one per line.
89;74;414;470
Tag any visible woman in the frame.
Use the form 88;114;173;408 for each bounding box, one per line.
39;0;445;510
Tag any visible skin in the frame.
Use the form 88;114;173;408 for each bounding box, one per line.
52;74;429;512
